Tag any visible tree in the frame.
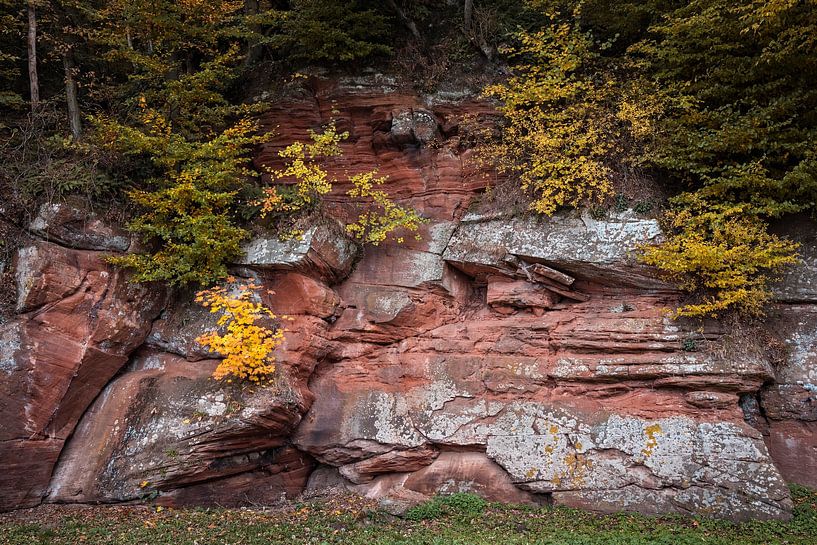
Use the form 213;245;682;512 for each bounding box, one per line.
480;0;815;317
100;106;268;286
0;1;24;111
630;0;817;316
258;124;425;246
480;20;625;215
195;278;283;382
27;0;39;111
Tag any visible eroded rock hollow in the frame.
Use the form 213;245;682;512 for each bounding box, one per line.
1;77;815;519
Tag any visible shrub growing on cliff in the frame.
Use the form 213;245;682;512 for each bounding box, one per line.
482;23;610;215
194;279;283;382
485;0;815;318
481;15;658;216
629;0;817;317
259;124;426;245
641;197;799;317
101;104;268;286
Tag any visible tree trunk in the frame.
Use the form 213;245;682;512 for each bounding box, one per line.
242;0;262;68
464;0;474;31
385;0;423;43
64;53;82;140
27;0;39;111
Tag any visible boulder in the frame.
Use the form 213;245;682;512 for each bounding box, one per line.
237;222;359;283
306;452;544;513
28;199;131;252
4;78;813;520
443;210;667;288
48;352;307;503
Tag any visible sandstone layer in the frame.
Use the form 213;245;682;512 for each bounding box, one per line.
1;77;815;519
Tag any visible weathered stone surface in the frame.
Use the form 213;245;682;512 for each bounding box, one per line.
144;295;219;361
260;272;341;319
156;447;314;507
388;109;440;147
757;303;817;488
294;288;789;519
443;210;667;288
253;80;494;222
308;451;545;513
28;200;131;252
486;278;560;312
3;77;813;520
237;222;359;282
772;217;817;302
0;241;164;511
765;420;817;488
339;446;439;484
0;439;62;512
48;352;307;503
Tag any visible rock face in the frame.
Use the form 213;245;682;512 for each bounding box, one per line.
292;210;789;520
48;351;312;505
758;220;817;489
1;76;814;519
0;232;164;511
28;199;132;252
443;210;667;288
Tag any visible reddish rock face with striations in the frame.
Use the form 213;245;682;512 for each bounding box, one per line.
0;211;165;511
1;76;816;519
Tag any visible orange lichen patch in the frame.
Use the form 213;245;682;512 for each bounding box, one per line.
641;423;663;458
558;450;592;488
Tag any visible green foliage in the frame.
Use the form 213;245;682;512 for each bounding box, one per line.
93;1;258;136
628;0;817;317
100;108;267;286
2;485;816;544
681;337;698;352
0;0;22;111
346;171;426;245
0;110;120;213
488;0;815;318
404;493;488;521
259;125;346;217
271;0;392;63
403;499;444;521
632;0;817;216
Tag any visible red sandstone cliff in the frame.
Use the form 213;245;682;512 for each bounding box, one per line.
1;76;815;519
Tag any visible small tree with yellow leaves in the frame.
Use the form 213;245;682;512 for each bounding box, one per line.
345;171;425;245
258;124;426;245
641;196;799;318
481;23;618;215
194;279;283;382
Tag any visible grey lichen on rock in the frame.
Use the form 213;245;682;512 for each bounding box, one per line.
237;221;359;283
29;199;131;252
444;209;667;288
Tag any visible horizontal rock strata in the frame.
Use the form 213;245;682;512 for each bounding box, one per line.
2;77;814;520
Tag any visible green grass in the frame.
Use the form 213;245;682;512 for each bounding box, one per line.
2;487;815;545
